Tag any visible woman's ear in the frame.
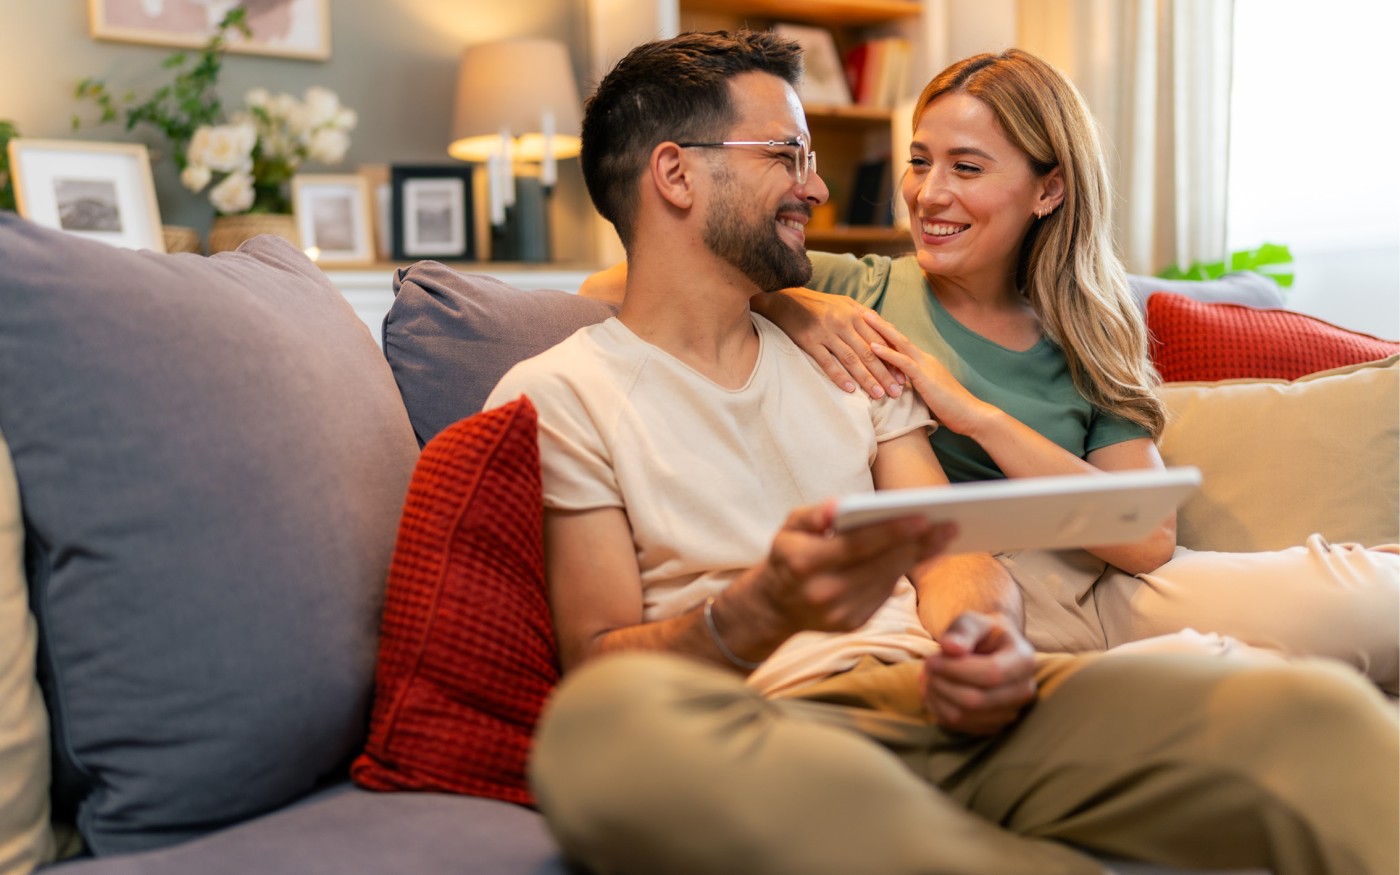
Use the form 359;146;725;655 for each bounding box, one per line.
1037;166;1066;215
649;142;694;209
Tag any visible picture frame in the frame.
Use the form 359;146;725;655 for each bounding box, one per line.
356;163;393;262
291;173;375;266
89;0;331;61
7;139;166;252
390;165;475;262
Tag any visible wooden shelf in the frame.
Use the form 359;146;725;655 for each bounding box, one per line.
804;103;896;124
680;0;925;257
685;0;921;27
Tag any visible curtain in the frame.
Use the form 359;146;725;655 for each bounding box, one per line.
1017;0;1234;275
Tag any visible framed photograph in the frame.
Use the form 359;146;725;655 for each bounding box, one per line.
291;173;374;266
390;165;475;262
89;0;331;61
356;163;393;262
7;139;166;252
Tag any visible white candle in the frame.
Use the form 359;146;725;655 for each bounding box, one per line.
487;150;505;227
498;128;516;209
541;109;556;188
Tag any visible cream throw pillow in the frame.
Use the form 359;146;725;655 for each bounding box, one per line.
0;427;54;875
1157;355;1399;553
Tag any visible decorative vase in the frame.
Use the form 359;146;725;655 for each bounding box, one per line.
208;213;300;254
161;225;202;255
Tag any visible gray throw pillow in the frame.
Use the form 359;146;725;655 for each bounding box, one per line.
0;215;419;855
384;261;616;446
1126;270;1285;313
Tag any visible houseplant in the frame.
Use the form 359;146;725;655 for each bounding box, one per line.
74;7;357;252
183;84;356;251
0;120;18;211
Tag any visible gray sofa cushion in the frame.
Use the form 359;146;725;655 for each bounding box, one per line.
1127;270;1284;312
41;785;570;875
384;261;616;446
0;215;419;856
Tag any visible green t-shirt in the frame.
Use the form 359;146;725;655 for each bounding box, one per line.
807;251;1149;483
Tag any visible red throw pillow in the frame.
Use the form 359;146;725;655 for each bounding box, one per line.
1147;291;1399;382
352;396;558;806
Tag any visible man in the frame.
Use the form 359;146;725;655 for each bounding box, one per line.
486;30;1398;875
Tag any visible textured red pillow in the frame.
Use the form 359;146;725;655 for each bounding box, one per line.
1147;291;1399;382
352;396;558;806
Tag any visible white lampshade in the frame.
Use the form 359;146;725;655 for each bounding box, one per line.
448;38;583;164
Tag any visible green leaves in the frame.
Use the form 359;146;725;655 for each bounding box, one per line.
0;119;18;211
1158;242;1294;288
72;7;252;171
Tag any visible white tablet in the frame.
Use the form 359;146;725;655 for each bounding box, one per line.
832;467;1202;555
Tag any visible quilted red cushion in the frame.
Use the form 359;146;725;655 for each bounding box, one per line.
1147;291;1399;382
351;396;558;806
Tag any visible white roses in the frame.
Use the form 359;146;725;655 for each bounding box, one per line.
182;86;357;215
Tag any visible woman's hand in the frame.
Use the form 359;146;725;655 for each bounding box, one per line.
751;289;905;399
863;312;997;438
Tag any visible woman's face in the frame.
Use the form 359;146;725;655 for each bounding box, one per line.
900;92;1061;291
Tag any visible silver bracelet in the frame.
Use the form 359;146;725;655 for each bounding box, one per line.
703;596;763;671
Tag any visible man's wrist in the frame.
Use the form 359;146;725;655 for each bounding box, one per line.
703;596;763;670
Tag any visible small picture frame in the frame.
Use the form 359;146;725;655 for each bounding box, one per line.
390;165;475;262
356;163;393;262
7;139;166;252
291;173;375;266
89;0;331;61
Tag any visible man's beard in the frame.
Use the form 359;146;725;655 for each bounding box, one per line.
703;172;813;293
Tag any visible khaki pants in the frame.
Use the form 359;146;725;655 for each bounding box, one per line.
531;651;1399;875
1001;537;1400;693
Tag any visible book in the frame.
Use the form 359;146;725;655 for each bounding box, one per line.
843;41;871;105
844;37;913;109
773;23;851;107
846;157;894;226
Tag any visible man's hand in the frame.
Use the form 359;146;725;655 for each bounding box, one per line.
921;612;1037;735
752;500;955;637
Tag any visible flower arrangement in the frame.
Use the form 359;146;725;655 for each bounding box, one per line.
181;86;357;215
74;7;356;217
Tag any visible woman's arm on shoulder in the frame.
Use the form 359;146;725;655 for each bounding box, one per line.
578;262;628;304
868;317;1176;573
580;257;904;396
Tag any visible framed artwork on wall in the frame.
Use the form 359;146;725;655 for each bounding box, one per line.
291;173;375;266
89;0;331;61
7;139;166;252
390;165;475;262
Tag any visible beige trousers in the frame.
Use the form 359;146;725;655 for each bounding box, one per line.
530;651;1399;875
1000;537;1400;693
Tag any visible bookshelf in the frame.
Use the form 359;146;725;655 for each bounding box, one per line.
675;0;926;256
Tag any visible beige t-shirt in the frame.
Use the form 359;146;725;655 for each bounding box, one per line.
488;313;940;695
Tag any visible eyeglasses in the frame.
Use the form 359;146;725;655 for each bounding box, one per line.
677;137;818;185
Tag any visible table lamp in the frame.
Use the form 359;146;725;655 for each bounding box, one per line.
448;38;583;262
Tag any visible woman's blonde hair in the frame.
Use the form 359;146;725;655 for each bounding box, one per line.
914;49;1165;436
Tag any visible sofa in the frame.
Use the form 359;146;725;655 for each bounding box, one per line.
1;211;1396;875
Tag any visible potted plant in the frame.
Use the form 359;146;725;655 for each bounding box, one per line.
74;8;357;252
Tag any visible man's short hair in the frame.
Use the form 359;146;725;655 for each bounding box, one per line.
579;30;803;250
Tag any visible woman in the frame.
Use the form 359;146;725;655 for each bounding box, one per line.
584;49;1399;691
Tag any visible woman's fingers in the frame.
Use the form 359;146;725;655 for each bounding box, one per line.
863;309;919;354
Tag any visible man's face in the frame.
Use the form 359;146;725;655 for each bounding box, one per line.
699;73;828;293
